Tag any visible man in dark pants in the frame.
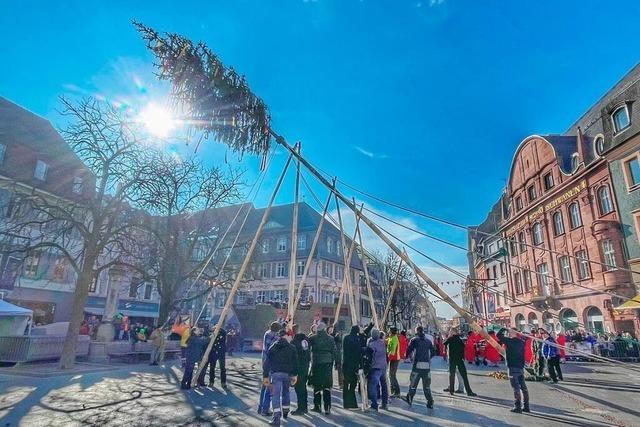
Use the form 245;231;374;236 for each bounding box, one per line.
387;327;401;397
404;326;435;408
263;328;299;426
444;328;477;397
180;328;206;390
309;322;337;415
542;330;563;383
342;325;362;409
497;327;530;413
291;324;311;415
198;327;227;387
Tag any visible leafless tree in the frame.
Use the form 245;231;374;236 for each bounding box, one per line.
0;97;156;369
378;250;423;330
133;152;243;323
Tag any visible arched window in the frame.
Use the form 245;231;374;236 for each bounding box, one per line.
518;231;527;252
569;202;582;228
553;211;565;236
532;223;544;245
515;314;526;331
586;306;604;334
528;312;538;327
561;309;579;331
542;312;554;331
571;154;580;172
612;104;631;133
598;186;613;215
594;135;605;155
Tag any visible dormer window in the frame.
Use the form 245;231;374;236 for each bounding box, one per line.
72;176;83;194
34;160;48;181
571;154;580;172
594;135;605;155
612;104;631;133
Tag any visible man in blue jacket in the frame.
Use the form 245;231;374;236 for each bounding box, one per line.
263;328;299;426
541;330;563;383
497;328;530;413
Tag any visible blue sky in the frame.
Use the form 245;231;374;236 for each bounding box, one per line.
2;0;640;318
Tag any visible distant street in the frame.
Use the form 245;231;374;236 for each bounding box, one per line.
1;356;638;427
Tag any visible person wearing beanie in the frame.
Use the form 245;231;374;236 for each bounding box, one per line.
366;328;389;411
263;328;299;426
309;321;337;415
342;324;363;409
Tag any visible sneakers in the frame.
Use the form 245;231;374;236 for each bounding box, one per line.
510;407;522;413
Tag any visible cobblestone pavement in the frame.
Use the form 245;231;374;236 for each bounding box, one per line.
1;355;639;426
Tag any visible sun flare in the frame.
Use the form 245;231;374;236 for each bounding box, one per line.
138;102;176;137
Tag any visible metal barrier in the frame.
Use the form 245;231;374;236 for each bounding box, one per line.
563;339;640;362
0;335;90;363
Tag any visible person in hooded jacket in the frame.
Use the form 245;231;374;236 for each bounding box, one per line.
263;328;299;426
309;322;337;415
404;326;435;408
342;325;363;409
366;328;389;411
291;324;311;415
180;328;207;390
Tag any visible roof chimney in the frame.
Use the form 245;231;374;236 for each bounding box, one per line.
576;126;585;164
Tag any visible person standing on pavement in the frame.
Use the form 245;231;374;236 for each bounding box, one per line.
309;322;337;415
497;327;530;413
263;328;299;426
342;324;363;409
403;325;435;408
399;330;408;361
291;324;311;415
542;330;563;383
387;327;402;397
366;328;389;412
149;326;165;366
179;323;191;368
259;321;281;416
199;327;227;388
330;326;344;389
180;328;206;390
444;328;477;397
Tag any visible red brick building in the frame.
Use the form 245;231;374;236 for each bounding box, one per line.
502;134;636;334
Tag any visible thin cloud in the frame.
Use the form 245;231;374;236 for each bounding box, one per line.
353;145;388;159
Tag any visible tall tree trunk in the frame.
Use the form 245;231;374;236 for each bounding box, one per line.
59;257;95;369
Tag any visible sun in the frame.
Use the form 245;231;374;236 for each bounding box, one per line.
138;102;176;137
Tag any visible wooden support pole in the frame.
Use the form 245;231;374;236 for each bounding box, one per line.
333;214;361;327
271;132;505;354
381;251;405;328
192;153;293;386
291;186;333;317
287;143;301;320
356;226;379;329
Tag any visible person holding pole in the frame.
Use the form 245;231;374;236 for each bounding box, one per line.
259;322;281;416
444;328;477;397
342;324;363;409
497;327;530;413
309;322;337;415
290;324;311;415
404;325;435;408
263;328;299;426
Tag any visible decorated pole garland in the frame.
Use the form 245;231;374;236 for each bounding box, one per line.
135;22;506;358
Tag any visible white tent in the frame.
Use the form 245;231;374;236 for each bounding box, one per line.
0;299;33;336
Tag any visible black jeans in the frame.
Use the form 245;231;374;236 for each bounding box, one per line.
343;369;358;408
508;368;529;409
537;355;545;377
547;356;562;382
389;360;400;395
408;368;433;404
181;362;195;388
449;358;472;394
295;373;309;411
198;353;227;385
312;364;332;411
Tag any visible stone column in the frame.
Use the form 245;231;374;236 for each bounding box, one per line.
96;268;126;342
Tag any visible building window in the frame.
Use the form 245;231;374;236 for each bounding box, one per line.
569;202;582;228
612;104;631;133
552;211;565;236
128;279;141;298
52;257;68;282
558;256;572;283
261;239;270;254
543;173;554;190
72;176;83;194
624;156;640;189
260;263;271;279
144;283;153;300
532;223;544;245
486;268;491;280
537;263;550;295
595;135;605;155
0;143;5;164
597;186;613;215
516;197;523;211
575;250;591;279
277;237;287;252
601;240;617;271
297;234;306;250
513;272;522;295
509;237;517;257
487;243;495;255
34;160;48;181
500;262;505;276
518;231;527;252
336;242;342;257
24;251;41;278
326;237;333;254
322;261;332;278
527;185;537;202
275;262;287;278
335;265;344;280
523;271;531;293
492;265;497;279
296;260;305;277
571;154;580;172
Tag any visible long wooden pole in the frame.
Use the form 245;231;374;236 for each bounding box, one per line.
271;132;504;354
356;226;379;329
291;187;333;320
381;252;405;328
192;153;293;386
332;216;361;326
287;144;301;320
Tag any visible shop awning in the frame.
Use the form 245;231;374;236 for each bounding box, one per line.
615;294;640;310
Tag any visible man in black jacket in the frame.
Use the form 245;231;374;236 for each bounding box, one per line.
290;324;310;415
263;328;299;426
404;326;435;408
180;328;207;390
444;328;477;397
497;328;530;413
197;328;227;388
342;325;362;409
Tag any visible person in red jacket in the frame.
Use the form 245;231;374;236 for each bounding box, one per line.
557;332;566;362
464;332;478;364
484;331;502;366
399;330;408;360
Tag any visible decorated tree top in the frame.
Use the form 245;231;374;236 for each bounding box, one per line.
135;22;271;156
